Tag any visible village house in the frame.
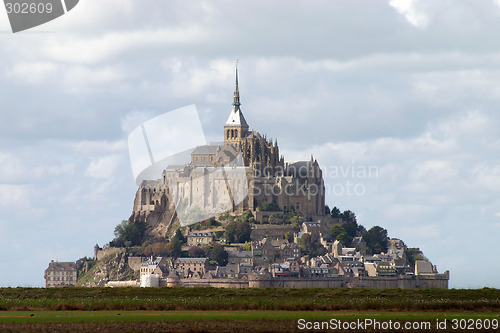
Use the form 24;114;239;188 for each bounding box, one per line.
44;261;78;288
140;257;171;278
228;250;253;266
186;232;214;247
176;257;209;278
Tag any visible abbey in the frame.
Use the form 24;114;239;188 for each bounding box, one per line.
130;65;326;234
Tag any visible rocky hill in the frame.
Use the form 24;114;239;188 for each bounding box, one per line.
77;251;137;287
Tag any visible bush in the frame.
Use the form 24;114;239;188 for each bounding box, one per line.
112;220;147;247
258;201;281;211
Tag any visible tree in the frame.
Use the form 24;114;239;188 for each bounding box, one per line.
207;244;228;266
243;242;252;251
330;206;341;218
330;225;351;245
299;233;312;252
289;214;305;230
112;220;147;247
362;226;389;255
259;201;280;211
170;238;182;257
284;232;293;243
172;229;186;244
405;248;427;267
188;246;206;258
341;210;357;224
324;205;331;216
225;219;251;243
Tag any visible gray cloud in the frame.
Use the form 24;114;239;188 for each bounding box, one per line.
0;0;499;287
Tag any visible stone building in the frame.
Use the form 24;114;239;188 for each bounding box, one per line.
44;261;77;287
139;257;171;278
176;257;209;278
186;232;214;246
130;64;326;235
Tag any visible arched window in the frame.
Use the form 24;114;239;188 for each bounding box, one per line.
227;130;230;139
235;129;238;138
231;129;234;138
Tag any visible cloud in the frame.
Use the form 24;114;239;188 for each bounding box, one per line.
0;0;500;288
85;155;122;179
0;184;33;208
389;0;429;28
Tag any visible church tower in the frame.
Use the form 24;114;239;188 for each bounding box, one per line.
224;61;249;146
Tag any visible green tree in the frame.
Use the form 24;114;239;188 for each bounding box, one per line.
324;205;331;216
225;219;251;243
284;232;293;243
341;210;357;224
172;229;185;244
405;248;427;267
289;214;305;230
299;233;312;252
362;226;389;255
243;242;252;251
259;201;280;211
330;206;341;218
113;220;147;247
170;238;182;257
330;224;351;244
168;229;185;258
207;243;228;266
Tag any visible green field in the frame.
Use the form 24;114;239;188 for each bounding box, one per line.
0;287;498;332
0;287;499;311
0;310;498;332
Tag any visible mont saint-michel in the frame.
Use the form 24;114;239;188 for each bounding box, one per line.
45;66;449;289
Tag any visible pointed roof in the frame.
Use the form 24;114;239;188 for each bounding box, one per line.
225;60;249;128
226;107;249;127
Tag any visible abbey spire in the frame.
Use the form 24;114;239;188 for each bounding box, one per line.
233;60;241;108
225;61;249;144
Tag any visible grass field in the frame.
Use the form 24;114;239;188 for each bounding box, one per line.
0;287;498;332
0;310;498;332
0;287;499;311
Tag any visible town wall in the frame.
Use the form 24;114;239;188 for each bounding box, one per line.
174;272;449;289
251;225;296;240
179;278;249;288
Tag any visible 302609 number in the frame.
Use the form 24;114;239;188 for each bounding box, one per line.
5;2;53;14
451;319;498;330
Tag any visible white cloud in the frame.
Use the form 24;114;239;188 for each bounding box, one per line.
43;27;207;65
5;62;57;85
389;0;429;27
1;0;500;288
0;184;33;208
85;155;121;179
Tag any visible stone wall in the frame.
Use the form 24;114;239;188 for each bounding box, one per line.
96;247;123;261
179;278;249;288
251;225;296;240
127;256;144;272
173;272;449;289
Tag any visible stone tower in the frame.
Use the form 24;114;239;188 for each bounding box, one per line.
224;61;249;147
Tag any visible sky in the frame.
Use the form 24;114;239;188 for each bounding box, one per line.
0;0;499;288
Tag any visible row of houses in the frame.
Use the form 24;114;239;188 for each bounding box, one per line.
44;223;442;287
